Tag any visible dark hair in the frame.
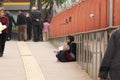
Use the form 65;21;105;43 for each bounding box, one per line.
5;10;10;15
66;35;74;42
19;9;24;12
0;7;5;12
44;19;48;22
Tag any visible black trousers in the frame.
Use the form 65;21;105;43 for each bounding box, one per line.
0;33;7;54
33;24;43;41
27;25;32;40
7;25;12;40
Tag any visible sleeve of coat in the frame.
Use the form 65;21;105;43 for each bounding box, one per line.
5;17;9;27
11;16;16;26
16;15;19;25
98;31;115;79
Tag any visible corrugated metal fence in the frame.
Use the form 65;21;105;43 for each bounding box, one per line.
50;27;117;80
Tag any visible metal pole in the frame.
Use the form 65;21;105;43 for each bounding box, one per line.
109;0;113;27
37;0;42;11
30;0;36;10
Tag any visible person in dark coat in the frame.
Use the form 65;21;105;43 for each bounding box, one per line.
98;28;120;80
30;7;43;42
0;7;9;57
26;12;32;40
5;11;16;41
56;35;76;62
17;10;27;41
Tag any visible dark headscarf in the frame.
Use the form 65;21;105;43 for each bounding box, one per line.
66;35;74;42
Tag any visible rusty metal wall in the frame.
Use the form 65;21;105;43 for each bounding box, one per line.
50;0;109;38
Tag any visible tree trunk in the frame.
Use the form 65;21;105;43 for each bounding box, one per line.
37;0;42;11
30;0;36;10
0;0;3;7
44;2;53;22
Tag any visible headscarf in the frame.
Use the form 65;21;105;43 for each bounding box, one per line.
6;11;10;15
66;35;74;42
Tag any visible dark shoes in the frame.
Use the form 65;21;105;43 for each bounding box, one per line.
6;37;11;41
0;52;3;57
0;54;3;57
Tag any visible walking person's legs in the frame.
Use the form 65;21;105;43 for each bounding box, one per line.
0;34;2;55
7;25;12;40
0;33;7;57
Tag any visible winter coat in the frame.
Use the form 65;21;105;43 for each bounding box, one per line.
31;10;42;26
98;28;120;80
26;17;32;27
0;16;9;33
17;13;27;26
6;14;16;27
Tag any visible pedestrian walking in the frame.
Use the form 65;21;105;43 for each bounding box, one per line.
98;28;120;80
5;11;16;41
0;7;9;57
16;10;27;41
43;20;50;41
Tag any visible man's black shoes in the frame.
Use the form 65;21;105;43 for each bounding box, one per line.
0;54;3;57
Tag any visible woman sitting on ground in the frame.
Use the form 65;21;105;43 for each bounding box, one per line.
56;35;76;62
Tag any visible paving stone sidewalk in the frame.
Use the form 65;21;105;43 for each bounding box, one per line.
0;41;93;80
26;41;93;80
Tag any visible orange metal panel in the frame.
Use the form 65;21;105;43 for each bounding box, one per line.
50;16;55;38
74;4;79;33
55;14;59;37
61;11;65;36
65;9;70;35
82;2;87;32
114;0;120;26
89;0;100;30
72;4;79;34
77;3;83;32
59;11;64;36
50;0;110;38
100;0;108;28
94;0;101;30
84;0;91;31
63;10;67;35
78;2;85;32
68;6;74;34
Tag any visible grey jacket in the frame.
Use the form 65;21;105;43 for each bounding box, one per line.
98;28;120;80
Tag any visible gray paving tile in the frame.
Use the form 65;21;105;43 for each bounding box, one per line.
27;41;93;80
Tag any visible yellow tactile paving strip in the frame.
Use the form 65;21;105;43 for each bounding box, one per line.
17;42;45;80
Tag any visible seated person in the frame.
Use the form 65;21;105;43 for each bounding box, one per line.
56;35;76;62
